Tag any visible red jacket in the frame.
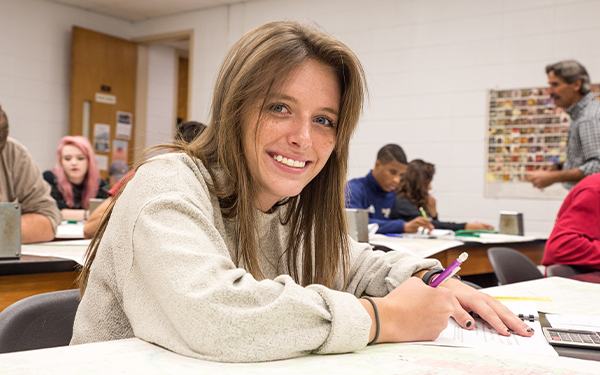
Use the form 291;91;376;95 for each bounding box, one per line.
543;173;600;270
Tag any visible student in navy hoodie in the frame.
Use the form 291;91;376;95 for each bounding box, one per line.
345;144;432;234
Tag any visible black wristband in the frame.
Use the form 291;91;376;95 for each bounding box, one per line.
361;296;379;345
422;268;444;285
422;268;461;285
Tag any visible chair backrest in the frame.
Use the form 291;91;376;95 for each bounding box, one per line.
487;247;543;285
0;289;80;353
545;264;583;277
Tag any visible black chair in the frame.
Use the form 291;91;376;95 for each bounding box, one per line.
546;264;580;277
545;264;596;278
487;247;543;285
0;289;80;353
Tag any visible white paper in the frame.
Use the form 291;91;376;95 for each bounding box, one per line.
483;277;600;316
545;314;600;331
21;239;90;265
95;92;116;104
55;222;85;239
116;123;131;140
116;111;132;140
415;318;557;357
93;123;111;152
458;233;546;243
430;229;454;237
95;154;108;171
369;234;464;258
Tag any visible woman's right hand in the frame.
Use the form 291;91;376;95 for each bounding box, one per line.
362;277;454;343
404;217;434;233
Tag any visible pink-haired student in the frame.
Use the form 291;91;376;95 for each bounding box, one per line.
43;136;109;221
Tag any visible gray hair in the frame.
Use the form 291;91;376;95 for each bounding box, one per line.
546;60;591;95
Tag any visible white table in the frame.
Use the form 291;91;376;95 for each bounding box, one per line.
1;278;598;374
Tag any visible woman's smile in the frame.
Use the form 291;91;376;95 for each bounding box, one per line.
243;59;340;212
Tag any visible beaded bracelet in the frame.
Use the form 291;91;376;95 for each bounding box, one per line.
361;296;380;345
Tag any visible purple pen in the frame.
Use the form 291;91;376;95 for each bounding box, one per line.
429;252;468;287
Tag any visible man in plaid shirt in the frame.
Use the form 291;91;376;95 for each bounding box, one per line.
529;60;600;190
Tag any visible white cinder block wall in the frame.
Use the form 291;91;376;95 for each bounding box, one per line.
132;0;600;234
0;0;132;171
3;0;600;234
145;44;177;148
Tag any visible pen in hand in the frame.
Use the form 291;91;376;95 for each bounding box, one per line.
419;206;428;218
429;252;468;287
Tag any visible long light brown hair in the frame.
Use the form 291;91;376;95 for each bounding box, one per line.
79;21;367;294
396;159;435;216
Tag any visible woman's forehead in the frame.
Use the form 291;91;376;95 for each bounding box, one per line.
62;144;84;155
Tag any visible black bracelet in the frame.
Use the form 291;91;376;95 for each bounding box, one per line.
422;268;461;285
361;296;380;345
422;268;444;285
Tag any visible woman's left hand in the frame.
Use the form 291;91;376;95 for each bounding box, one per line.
440;278;534;337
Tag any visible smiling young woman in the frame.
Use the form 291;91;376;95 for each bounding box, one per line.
71;21;534;363
43;136;109;221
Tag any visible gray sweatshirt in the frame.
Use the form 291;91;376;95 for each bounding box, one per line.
70;152;440;362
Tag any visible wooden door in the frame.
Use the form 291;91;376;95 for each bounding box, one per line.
69;27;137;179
177;56;189;124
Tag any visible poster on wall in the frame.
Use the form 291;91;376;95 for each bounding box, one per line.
95;154;108;172
116;111;132;140
112;140;128;162
93;123;110;153
485;84;600;199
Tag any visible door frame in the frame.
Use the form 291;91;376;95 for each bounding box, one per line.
132;30;194;164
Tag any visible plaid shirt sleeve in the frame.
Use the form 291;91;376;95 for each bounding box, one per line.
577;116;600;176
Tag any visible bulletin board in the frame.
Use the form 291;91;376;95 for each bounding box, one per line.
485;84;600;199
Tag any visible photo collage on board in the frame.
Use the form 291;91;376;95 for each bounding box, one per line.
487;84;600;183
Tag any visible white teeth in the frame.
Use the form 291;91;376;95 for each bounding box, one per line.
272;154;306;168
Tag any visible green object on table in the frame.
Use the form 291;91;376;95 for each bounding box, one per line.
66;220;78;224
455;229;498;237
455;232;480;237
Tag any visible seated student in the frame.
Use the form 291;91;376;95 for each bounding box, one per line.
43;136;110;221
391;160;494;231
543;173;600;271
107;160;130;187
346;144;433;234
71;21;532;363
83;121;207;239
0;104;62;243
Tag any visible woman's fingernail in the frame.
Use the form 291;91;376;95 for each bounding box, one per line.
527;328;534;333
466;320;473;328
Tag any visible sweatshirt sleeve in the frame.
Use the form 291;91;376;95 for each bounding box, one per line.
11;142;61;231
543;189;600;269
122;159;371;362
344;239;441;298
